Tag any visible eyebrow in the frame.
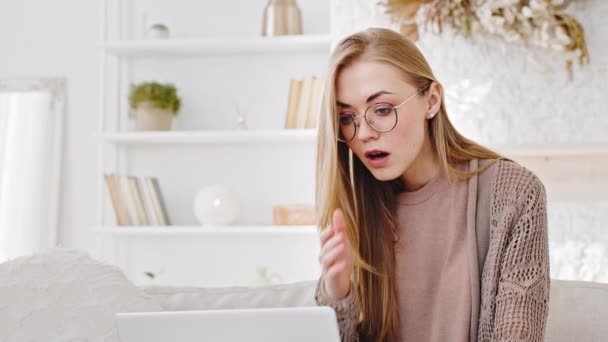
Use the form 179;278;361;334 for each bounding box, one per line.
336;90;393;108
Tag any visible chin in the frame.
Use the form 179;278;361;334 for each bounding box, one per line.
368;167;403;182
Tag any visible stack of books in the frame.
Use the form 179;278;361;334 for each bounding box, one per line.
104;174;171;226
284;75;325;129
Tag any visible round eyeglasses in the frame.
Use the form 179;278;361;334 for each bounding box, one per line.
337;89;422;142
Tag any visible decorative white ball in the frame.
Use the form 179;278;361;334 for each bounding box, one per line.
193;185;240;225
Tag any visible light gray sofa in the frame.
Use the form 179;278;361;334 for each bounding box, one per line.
143;279;608;342
1;249;607;341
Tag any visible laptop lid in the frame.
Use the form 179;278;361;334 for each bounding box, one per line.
115;306;341;342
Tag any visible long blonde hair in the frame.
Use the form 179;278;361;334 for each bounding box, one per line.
315;28;502;341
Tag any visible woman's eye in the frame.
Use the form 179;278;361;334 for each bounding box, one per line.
339;114;354;125
374;105;393;116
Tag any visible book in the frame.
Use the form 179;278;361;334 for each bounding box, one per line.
284;79;302;129
144;176;171;226
295;75;315;128
119;175;139;225
138;177;158;225
128;176;148;225
103;174;129;225
305;77;324;128
314;78;325;128
142;177;161;225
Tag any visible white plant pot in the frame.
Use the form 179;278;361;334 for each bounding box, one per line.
134;102;174;131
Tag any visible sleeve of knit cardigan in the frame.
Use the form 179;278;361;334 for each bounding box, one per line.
493;177;550;341
314;276;359;342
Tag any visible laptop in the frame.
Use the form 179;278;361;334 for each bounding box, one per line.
115;306;341;342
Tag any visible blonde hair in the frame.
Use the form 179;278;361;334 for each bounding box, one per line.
315;28;502;341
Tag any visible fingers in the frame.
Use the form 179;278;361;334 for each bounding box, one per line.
325;260;349;278
320;243;345;272
319;208;352;275
320;208;345;246
319;225;334;247
332;209;346;235
320;231;344;257
320;230;352;271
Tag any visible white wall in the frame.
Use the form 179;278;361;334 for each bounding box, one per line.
331;0;608;282
0;0;329;286
0;0;328;250
331;2;608;145
0;0;101;249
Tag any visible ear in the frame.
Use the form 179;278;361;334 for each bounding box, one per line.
425;82;442;119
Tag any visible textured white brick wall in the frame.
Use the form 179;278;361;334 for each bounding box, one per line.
331;1;608;145
331;0;608;282
548;202;608;283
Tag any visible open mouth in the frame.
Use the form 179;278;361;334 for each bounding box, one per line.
365;150;390;160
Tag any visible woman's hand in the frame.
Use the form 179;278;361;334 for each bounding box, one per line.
319;208;353;301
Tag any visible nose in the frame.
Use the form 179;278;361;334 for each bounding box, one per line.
355;116;380;142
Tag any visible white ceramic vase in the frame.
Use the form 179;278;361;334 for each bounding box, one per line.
134;101;174;131
193;185;240;225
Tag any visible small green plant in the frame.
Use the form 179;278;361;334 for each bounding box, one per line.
129;81;181;114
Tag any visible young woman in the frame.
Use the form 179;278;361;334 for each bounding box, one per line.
314;28;550;342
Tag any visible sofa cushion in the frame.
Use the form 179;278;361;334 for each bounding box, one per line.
145;278;608;342
546;279;608;342
143;280;317;311
0;248;162;342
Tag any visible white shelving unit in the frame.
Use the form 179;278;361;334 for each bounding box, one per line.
95;225;318;237
99;129;316;145
104;35;332;56
96;0;328;287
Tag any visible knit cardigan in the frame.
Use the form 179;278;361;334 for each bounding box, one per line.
315;159;550;342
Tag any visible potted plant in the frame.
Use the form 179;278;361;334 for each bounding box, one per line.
128;82;181;131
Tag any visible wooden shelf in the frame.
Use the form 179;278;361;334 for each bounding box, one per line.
94;225;318;236
99;129;316;145
103;35;332;57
